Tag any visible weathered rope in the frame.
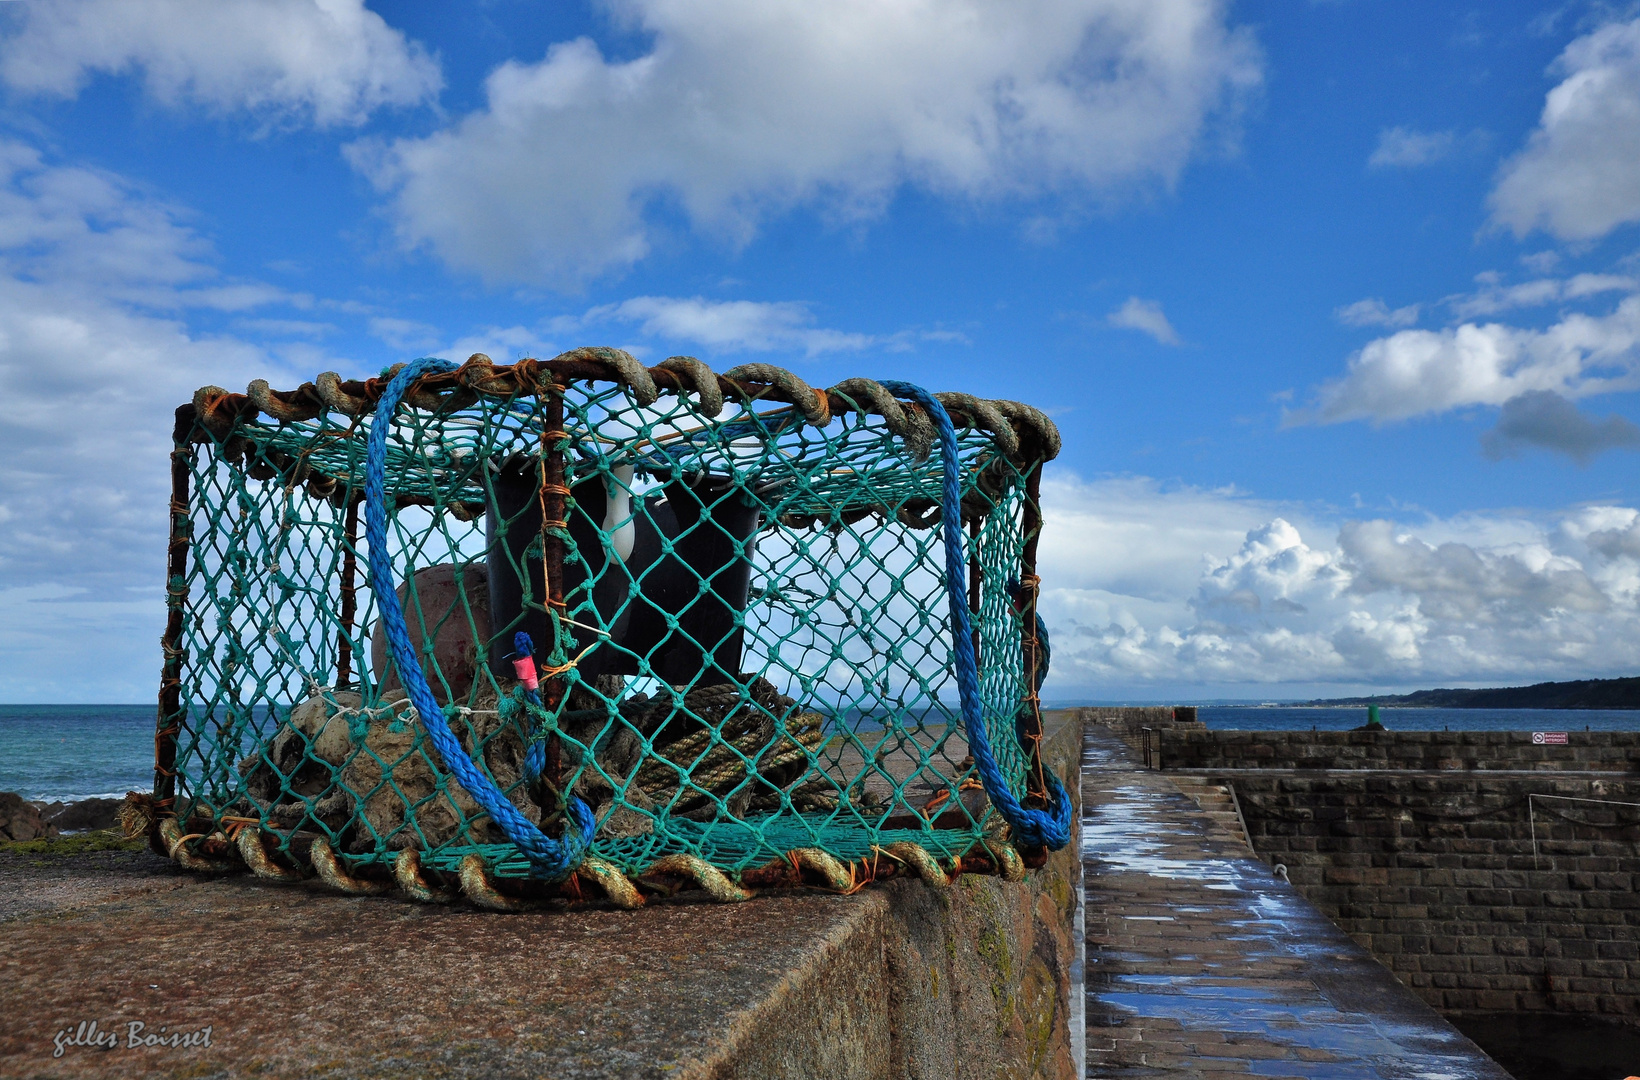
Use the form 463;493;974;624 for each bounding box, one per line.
724;364;830;426
879;380;1072;852
366;356;595;881
311;837;390;895
647;854;754;902
394;850;456;903
238;827;303;881
657;355;725;416
827;377;933;462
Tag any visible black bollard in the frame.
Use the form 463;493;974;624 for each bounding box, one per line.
487;462;761;688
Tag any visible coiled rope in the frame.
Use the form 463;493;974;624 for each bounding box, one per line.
366;357;594;880
878;380;1073;851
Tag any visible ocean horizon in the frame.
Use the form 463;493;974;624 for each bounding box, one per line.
7;701;1640;806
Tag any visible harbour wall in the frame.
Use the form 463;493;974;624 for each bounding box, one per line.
1089;715;1640;1026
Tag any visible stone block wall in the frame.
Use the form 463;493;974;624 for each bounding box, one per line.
1221;768;1640;1021
1164;728;1640;772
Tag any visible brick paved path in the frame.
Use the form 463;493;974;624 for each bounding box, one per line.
1081;725;1514;1079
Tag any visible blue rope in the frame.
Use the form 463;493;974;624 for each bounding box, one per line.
878;381;1073;852
365;357;594;880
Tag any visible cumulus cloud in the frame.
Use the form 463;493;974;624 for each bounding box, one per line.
0;0;440;127
1368;126;1455;168
1480;389;1640;462
1489;17;1640;241
354;0;1261;286
1296;293;1640;425
1037;473;1640;693
1107;296;1181;345
1336;297;1420;328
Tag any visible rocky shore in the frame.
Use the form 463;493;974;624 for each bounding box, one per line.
0;792;122;842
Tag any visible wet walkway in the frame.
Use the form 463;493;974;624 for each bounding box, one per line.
1081;725;1513;1079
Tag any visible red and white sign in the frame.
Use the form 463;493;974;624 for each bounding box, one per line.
1532;731;1569;745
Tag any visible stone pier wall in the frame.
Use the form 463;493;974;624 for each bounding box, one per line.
1231;770;1640;1021
1162;728;1640;773
0;722;1082;1080
1139;727;1640;1024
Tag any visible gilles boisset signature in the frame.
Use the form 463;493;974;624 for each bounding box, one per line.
52;1020;213;1057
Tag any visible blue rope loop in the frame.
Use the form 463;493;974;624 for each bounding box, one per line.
878;380;1073;852
365;357;594;880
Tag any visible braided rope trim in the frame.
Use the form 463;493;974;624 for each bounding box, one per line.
152;818;1028;909
191;350;1060;464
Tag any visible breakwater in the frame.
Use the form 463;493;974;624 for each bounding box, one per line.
1095;714;1640;1078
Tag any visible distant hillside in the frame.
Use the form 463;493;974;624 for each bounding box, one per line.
1311;676;1640;710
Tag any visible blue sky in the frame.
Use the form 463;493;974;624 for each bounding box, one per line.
3;0;1640;702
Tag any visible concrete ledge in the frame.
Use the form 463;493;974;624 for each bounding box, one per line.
0;716;1080;1080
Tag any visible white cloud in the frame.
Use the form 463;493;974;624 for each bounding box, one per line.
369;315;441;352
432;295;942;365
1297;293;1640;425
1368;126;1455;168
1490;17;1640;241
1566;272;1639;298
1444;273;1635;320
1106;296;1181;345
585;296;874;357
354;0;1261;286
0;141;348;700
1521;250;1561;275
0;0;440;127
1038;472;1640;693
442;325;561;365
1446;278;1563;320
1336;297;1420;328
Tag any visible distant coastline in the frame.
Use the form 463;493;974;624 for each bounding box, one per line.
1308;676;1640;710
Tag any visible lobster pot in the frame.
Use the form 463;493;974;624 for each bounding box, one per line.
158;353;1059;883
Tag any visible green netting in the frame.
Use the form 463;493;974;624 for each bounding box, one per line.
158;358;1053;884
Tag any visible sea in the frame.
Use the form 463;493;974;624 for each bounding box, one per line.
6;702;1640;804
2;705;158;804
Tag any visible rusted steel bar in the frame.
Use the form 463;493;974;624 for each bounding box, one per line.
968;515;983;667
538;383;570;792
1017;462;1051;820
335;496;360;688
154;403;195;850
